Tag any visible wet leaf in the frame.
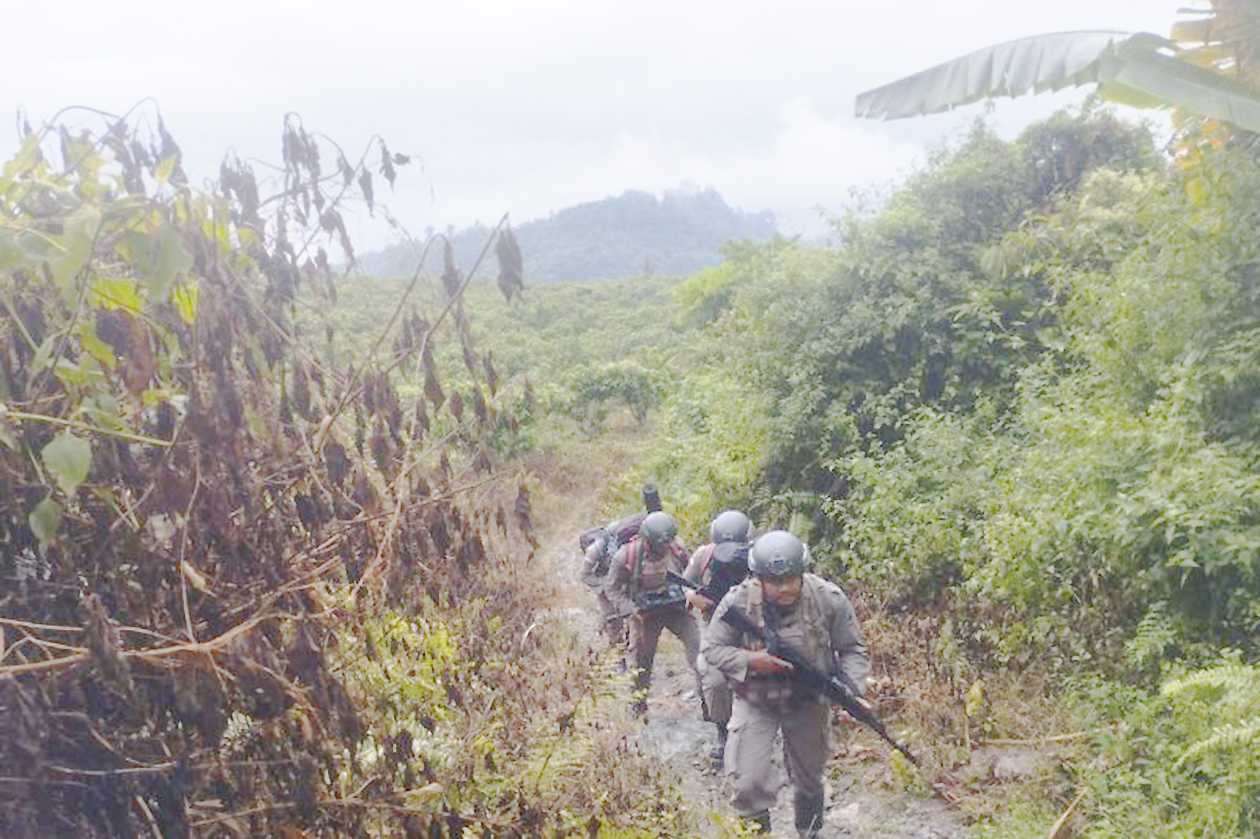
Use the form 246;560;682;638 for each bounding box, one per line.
119;311;156;394
140;225;194;298
49;206;100;298
358;168;374;215
78;322;117;370
157;118;187;185
324;441;350;487
91;277;143;312
42;431;92;496
337;153;355;187
424;365;444;410
155;155;178;185
379;139;397;188
495;225;524;301
172;283;199;325
483;352;499;395
28;495;62;547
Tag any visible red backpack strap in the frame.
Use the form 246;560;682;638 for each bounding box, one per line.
697;543;718;580
625;537;646;596
623;537;641;571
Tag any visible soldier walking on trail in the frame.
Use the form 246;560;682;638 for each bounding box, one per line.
608;511;701;716
580;530;627;650
702;530;871;838
681;509;753;765
577;486;664;653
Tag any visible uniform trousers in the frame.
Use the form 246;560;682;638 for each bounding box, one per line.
629;605;701;702
724;695;830;816
697;651;733;725
596;589;625;648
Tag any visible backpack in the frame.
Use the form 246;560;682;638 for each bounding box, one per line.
577;512;647;554
578;526;607;552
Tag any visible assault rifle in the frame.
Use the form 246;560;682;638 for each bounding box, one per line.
666;547;748;614
717;601;919;766
603;582;688;624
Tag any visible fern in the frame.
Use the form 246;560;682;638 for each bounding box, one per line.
1126;602;1176;672
1163;662;1260;774
1163;661;1260;701
1175;718;1260;768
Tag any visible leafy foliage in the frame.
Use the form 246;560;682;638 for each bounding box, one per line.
855;9;1260;134
0;109;680;837
629;107;1161;544
564;361;663;433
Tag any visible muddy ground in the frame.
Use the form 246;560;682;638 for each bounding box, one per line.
541;529;971;838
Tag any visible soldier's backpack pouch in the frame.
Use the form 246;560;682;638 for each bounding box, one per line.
578;527;607;552
609;512;647;546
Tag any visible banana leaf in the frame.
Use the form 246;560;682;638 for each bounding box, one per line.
855;30;1260;134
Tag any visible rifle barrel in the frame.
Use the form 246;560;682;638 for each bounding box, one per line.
717;604;918;766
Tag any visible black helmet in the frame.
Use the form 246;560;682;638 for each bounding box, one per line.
709;510;751;544
749;530;807;578
639;511;678;549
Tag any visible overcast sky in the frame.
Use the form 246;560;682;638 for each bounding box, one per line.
3;1;1182;248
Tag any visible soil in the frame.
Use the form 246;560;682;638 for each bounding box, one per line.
532;455;973;838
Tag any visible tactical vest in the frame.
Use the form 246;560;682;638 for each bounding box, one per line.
736;577;830;709
625;536;688;598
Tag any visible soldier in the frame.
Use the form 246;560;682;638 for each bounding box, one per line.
681;509;753;764
579;529;626;650
608;511;701;716
578;485;664;652
702;530;870;838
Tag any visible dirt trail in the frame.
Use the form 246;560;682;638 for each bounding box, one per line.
529;445;971;838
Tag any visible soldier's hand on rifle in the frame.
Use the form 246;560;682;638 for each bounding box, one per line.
685;590;714;612
746;650;794;675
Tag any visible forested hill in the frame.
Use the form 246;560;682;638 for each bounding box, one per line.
357;187;776;281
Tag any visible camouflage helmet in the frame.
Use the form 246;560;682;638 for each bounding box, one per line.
748;530;807;578
709;510;752;544
638;511;678;549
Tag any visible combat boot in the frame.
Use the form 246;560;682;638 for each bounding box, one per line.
793;791;825;838
741;810;771;834
708;723;727;764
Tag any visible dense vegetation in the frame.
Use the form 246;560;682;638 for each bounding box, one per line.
358;187;776;283
8;18;1260;836
618;105;1260;834
408;100;1260;835
0;113;690;837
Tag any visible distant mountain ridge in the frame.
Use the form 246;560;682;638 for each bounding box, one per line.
357;187;776;282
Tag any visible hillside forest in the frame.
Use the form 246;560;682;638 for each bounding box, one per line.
4;11;1260;839
356;188;776;284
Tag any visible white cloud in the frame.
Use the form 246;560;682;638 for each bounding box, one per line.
2;0;1184;250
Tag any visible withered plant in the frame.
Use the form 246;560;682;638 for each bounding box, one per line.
0;104;593;836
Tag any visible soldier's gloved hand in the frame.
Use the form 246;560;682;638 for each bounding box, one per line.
685;590;714;612
746;650;794;675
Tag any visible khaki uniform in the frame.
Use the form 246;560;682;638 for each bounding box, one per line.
609;535;701;712
580;535;625;648
702;574;870;835
682;544;733;726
